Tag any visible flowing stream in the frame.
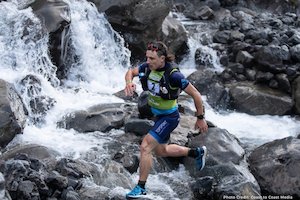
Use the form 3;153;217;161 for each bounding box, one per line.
1;0;300;199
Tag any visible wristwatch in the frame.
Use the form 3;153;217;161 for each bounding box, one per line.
197;114;205;120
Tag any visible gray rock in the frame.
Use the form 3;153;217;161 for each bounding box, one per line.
30;0;70;32
58;103;127;132
229;82;293;115
124;118;154;136
0;79;24;148
249;137;300;197
184;127;261;199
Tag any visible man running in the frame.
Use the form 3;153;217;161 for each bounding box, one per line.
124;41;208;199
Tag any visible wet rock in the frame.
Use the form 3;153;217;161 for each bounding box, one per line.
113;152;139;174
58;103;127;132
17;75;56;124
0;79;23;148
30;0;70;32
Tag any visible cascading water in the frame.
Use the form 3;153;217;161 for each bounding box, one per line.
1;0;300;199
62;0;131;93
0;0;131;154
177;12;223;75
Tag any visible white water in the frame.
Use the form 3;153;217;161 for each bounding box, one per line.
176;12;223;75
1;0;300;198
0;0;128;156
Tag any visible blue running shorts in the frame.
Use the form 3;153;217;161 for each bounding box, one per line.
149;110;180;144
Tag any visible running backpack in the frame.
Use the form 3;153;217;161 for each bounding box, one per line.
139;63;181;100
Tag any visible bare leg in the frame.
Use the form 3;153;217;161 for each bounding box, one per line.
139;134;159;181
154;144;189;157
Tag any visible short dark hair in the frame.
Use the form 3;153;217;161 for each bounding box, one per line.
147;41;175;62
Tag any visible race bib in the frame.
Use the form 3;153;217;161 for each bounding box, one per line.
147;80;160;95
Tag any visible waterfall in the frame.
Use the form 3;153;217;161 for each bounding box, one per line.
0;1;59;86
62;0;131;93
177;12;223;75
0;0;131;154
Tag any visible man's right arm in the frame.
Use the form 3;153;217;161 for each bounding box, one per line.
124;67;139;96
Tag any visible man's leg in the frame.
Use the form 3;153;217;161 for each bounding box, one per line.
155;144;207;170
126;133;158;198
139;133;159;181
154;144;189;157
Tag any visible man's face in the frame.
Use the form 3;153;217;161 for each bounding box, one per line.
146;50;165;70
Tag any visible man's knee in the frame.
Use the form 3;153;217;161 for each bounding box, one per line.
140;142;151;155
140;134;157;155
154;145;167;157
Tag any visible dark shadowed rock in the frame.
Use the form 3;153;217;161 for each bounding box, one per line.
255;45;290;73
124;118;154;136
90;0;188;62
113;152;139;174
188;69;230;110
293;76;300;114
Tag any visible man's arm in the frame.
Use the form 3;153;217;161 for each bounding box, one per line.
124;67;139;96
184;83;208;133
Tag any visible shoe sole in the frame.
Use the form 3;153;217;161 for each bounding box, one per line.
126;193;146;199
199;146;207;170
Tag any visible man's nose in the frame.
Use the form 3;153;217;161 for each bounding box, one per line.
146;58;150;64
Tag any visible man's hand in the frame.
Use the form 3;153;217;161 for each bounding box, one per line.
195;119;208;133
125;82;136;96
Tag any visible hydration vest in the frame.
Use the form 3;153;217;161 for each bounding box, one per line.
139;63;181;100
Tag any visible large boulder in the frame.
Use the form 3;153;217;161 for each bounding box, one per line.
0;144;60;161
248;137;300;197
184;127;261;199
229;82;293;115
57;103;130;132
255;45;290;73
188;69;230;110
90;0;188;61
160;14;189;61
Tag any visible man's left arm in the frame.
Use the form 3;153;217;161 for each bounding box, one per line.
184;83;208;133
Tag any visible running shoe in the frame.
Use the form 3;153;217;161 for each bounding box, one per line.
126;185;147;199
195;146;207;170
